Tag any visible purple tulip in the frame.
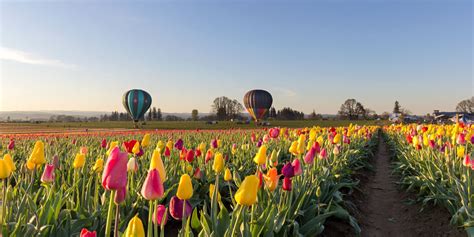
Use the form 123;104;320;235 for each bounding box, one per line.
169;196;192;220
175;139;184;150
282;162;294;178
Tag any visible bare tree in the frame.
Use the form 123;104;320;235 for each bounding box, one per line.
211;96;244;120
456;97;474;113
338;99;359;120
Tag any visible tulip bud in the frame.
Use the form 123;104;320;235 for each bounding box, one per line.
127;157;138;172
114;186;127;204
73;153;86;169
80;228;97;237
102;147;128;191
153;204;168;226
234;175;259;206
282;177;292;191
213;152;225;173
141;169;164;200
177;174;193;200
169;195;192;220
40;164;55;183
253;145;267;165
292;159;302;176
0;159;11;179
224;168;232;181
141;133;151;148
93;158;104;173
281;163;294;178
124;215;145;237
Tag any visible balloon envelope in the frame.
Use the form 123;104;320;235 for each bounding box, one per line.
122;89;152;122
243;89;273;121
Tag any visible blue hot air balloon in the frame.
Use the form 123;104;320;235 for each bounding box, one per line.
122;89;152;126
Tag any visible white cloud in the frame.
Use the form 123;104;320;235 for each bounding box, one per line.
0;47;77;69
272;87;297;97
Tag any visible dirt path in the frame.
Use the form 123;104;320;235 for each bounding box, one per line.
357;135;464;237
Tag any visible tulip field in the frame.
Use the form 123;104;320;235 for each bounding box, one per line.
0;125;379;237
384;124;474;236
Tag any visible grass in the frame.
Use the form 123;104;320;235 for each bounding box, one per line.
0;120;387;132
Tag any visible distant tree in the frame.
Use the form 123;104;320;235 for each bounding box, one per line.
338;99;359;120
355;102;366;118
380;112;390;120
269;107;277;118
309;109;323;120
400;108;412;115
7;116;10;122
393;101;401;114
147;110;152;121
456;97;474;113
191;109;199;121
276;107;305;120
156;108;163;121
165;115;184;121
151;107;157;120
211;96;244;120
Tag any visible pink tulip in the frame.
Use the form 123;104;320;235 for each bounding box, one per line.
153;204;168;225
304;146;317;164
41;164;55;183
211;139;218;149
141;169;164;200
102;147;128;190
269;127;280;139
457;133;466;145
114;186;127;204
292;159;302;176
319;148;328;160
464;154;471;167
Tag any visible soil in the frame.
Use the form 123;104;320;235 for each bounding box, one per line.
323;135;465;237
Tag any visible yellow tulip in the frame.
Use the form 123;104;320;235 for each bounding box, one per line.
209;184;221;202
141;133;151;148
150;150;167;181
0;159;11;179
234;175;259;206
177;174;193;200
199;142;207;152
166;140;173;151
457;146;465;158
213;152;225;173
73;153;86;169
93;158;104;173
316;136;324;146
289;141;298;155
26;159;35;171
3;154;15;173
124;215;145;237
132;142;140;155
253;145;267;165
29;140;45;166
156;140;165;152
309;128;317;141
106;141;119;156
224;168;232;181
333;134;341;144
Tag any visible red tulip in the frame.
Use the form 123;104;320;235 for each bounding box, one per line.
41;164;55;183
164;147;171;157
102;147;128;190
282;177;292;191
185;149;195;162
193;167;202;180
80;228;97;237
141;169;164;200
319;148;328;160
268;128;280;139
122;140;138;154
7;139;14;150
101;139;107;149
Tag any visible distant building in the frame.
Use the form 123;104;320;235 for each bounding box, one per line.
433;110;474;124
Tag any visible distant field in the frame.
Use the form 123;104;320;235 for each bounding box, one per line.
0;120;387;134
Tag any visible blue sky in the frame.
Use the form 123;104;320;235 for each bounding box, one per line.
0;0;472;115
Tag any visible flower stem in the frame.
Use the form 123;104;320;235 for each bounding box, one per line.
1;179;7;236
181;199;187;236
148;200;154;237
105;190;116;237
113;202;120;237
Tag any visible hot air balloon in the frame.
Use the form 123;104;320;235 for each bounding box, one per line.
243;89;273;122
123;89;152;127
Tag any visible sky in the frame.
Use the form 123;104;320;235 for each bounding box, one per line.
0;0;472;115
